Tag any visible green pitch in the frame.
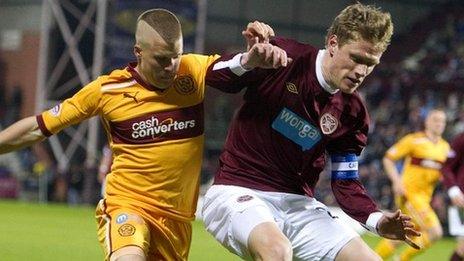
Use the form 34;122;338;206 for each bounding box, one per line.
0;200;455;260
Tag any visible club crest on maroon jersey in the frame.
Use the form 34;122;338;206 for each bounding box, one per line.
237;195;253;202
174;75;196;95
320;113;338;135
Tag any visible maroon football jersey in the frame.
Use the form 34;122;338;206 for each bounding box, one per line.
443;133;464;191
206;37;378;223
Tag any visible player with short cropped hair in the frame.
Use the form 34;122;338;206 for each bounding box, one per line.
202;3;419;261
0;9;273;261
441;132;464;261
375;109;450;260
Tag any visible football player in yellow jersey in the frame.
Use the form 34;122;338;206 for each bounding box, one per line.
375;109;450;260
0;9;275;261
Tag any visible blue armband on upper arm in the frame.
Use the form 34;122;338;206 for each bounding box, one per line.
331;153;359;180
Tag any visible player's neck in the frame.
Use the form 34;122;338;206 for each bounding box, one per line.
424;130;440;143
321;51;338;91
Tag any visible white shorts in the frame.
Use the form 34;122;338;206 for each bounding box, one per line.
201;185;359;261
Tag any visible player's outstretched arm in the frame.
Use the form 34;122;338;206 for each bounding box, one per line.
0;116;45;154
241;43;290;70
383;156;405;197
377;209;421;249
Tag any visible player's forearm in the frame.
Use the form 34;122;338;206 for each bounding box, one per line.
382;157;401;184
331;179;380;224
0;116;45;154
206;53;249;93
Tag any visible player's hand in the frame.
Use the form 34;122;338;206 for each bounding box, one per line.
377;210;421;250
451;192;464;208
242;21;275;51
241;43;291;70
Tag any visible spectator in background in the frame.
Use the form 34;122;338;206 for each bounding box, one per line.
375;109;449;260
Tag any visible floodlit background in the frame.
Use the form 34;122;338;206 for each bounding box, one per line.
0;0;463;260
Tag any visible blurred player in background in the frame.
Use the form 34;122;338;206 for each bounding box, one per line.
202;3;420;261
0;9;272;261
375;109;449;260
442;132;464;261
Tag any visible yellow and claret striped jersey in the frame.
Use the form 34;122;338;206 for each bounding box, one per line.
37;54;218;222
385;131;450;199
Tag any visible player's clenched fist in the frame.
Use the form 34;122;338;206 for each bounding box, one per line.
242;21;275;50
240;43;291;70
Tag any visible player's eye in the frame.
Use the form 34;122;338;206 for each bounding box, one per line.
154;56;170;64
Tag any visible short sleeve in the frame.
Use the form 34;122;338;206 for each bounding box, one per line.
37;79;102;136
385;134;414;161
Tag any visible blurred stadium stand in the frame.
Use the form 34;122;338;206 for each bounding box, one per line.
0;0;463;234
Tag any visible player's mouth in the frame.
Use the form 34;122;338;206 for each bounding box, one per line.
346;77;360;88
159;75;175;81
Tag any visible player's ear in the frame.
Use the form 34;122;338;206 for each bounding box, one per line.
327;35;338;57
134;45;142;59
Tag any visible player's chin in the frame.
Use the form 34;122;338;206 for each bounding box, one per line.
339;85;358;94
155;78;174;89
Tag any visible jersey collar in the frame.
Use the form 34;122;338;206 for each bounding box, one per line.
316;50;339;95
127;62;166;92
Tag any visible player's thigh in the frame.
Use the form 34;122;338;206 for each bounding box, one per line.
96;201;150;260
202;185;276;259
335;237;380;261
247;221;292;260
404;196;440;231
288;205;359;261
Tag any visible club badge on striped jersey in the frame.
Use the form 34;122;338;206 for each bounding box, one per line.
118;224;136;237
174;75;196;95
320;113;338;135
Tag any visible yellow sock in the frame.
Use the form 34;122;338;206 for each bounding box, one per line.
399;233;431;261
375;239;396;259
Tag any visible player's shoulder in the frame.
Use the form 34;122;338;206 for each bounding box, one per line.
439;136;450;147
336;91;368;120
181;53;219;66
405;132;430;143
270;36;317;59
97;66;137;92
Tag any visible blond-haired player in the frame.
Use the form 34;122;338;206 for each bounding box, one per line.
203;3;420;261
0;9;273;261
375;109;450;260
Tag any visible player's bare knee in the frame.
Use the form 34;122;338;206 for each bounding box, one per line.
250;238;292;261
428;226;443;241
248;224;292;261
110;246;146;261
113;254;145;261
